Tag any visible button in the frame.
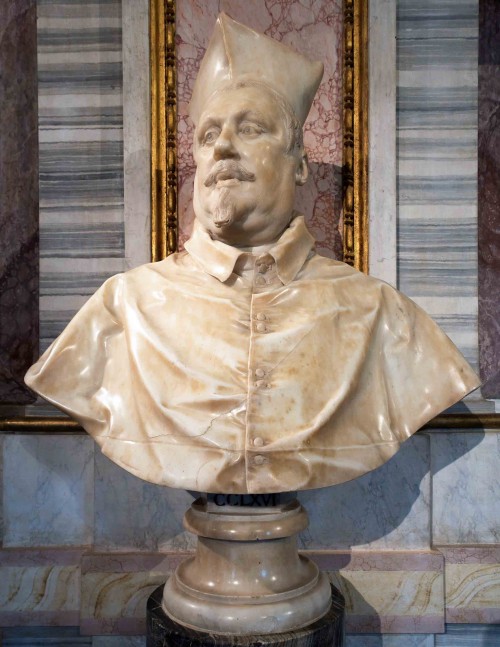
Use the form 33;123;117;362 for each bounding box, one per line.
256;322;267;332
253;437;264;447
255;275;267;286
255;368;266;378
256;313;267;321
255;379;266;388
254;455;265;465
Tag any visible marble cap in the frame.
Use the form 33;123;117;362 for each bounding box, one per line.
189;13;324;126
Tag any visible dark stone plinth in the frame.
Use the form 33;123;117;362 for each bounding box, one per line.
147;584;344;646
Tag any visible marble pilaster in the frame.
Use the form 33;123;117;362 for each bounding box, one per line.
0;0;39;404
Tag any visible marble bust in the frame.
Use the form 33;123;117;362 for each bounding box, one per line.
25;14;480;494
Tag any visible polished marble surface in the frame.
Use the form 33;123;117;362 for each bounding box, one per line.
0;549;83;627
3;436;94;547
478;0;500;397
0;0;39;404
346;635;434;647
300;435;431;549
94;453;194;551
432;433;500;544
396;0;482;411
438;546;500;623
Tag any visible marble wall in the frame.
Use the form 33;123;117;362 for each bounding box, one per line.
0;0;39;404
478;0;500;398
36;0;126;375
0;0;499;644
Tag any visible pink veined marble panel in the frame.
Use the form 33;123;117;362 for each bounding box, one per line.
176;0;344;258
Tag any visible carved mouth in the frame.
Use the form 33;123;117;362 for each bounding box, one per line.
216;177;240;187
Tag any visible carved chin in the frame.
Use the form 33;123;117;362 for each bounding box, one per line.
212;187;237;228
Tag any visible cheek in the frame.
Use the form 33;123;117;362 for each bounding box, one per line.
254;149;292;184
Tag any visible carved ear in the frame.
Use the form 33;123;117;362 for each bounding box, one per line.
295;154;309;186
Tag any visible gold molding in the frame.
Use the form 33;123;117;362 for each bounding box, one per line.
150;0;177;261
343;0;369;272
2;414;500;432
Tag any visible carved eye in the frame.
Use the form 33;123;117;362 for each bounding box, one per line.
240;123;263;137
202;128;220;145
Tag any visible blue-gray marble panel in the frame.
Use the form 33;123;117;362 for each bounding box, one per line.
397;131;477;161
431;432;500;544
3;435;94;547
398;0;478;40
435;623;500;645
397;87;477;130
397;219;477;297
93;638;146;647
398;38;478;71
36;0;125;362
94;452;195;551
2;626;91;646
299;435;430;550
346;635;434;647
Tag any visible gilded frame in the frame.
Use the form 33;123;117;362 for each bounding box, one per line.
150;0;369;271
1;0;498;433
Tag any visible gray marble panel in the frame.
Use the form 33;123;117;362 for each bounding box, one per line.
435;623;500;645
299;435;430;550
398;38;478;71
93;638;145;647
431;432;500;544
397;87;478;130
346;635;434;647
2;627;91;646
3;435;94;547
94;452;195;551
36;0;125;373
398;0;478;40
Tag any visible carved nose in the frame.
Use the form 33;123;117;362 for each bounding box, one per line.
213;130;239;161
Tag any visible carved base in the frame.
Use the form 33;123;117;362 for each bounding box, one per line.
149;584;345;645
161;497;333;635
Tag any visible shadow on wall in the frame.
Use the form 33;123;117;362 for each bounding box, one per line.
298;430;485;549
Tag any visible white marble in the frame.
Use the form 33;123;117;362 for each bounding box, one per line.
432;433;500;544
122;0;150;270
3;435;94;547
26;12;478;497
299;435;431;550
368;0;397;286
94;452;195;551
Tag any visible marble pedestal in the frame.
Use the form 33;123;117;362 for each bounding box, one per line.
161;495;333;635
148;584;345;646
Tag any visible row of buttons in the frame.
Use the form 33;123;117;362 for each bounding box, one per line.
254;258;274;288
255;311;268;334
251;300;270;462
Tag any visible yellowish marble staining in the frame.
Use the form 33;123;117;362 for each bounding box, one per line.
0;565;80;613
446;563;500;621
332;570;443;619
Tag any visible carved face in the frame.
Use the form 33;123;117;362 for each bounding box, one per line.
193;85;307;247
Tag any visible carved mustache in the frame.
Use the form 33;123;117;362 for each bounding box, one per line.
204;160;256;187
